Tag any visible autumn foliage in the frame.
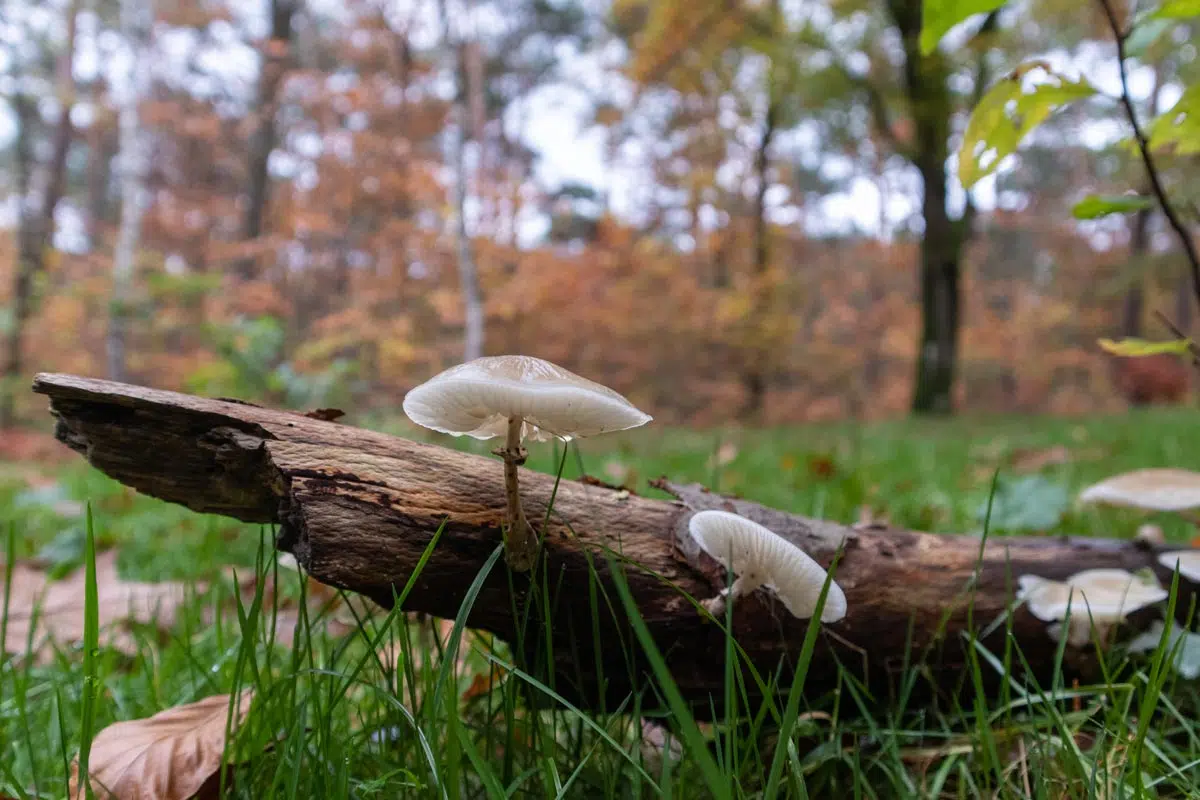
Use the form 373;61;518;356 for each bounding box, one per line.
2;0;1195;429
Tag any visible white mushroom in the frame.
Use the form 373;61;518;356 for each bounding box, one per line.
688;510;847;623
402;355;652;571
1079;468;1200;513
1157;550;1200;583
1127;620;1200;680
1017;569;1167;647
1135;523;1166;547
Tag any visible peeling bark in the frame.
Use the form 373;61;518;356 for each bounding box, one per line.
31;373;1200;717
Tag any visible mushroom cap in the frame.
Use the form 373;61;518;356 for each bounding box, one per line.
688;510;847;623
1157;550;1200;583
1128;620;1200;680
1018;569;1167;623
1078;468;1200;512
402;355;652;442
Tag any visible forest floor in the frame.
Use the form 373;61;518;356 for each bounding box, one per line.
3;406;1200;798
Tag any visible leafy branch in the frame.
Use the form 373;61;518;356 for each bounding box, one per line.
1094;0;1200;315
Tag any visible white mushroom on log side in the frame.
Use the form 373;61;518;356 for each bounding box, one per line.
1017;569;1167;647
402;355;652;571
1127;620;1200;680
1157;550;1200;583
688;510;847;623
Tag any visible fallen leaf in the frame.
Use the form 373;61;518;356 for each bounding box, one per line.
461;664;508;703
707;442;738;469
70;692;254;800
603;459;631;484
854;505;890;529
2;551;198;661
807;454;837;480
1009;445;1072;473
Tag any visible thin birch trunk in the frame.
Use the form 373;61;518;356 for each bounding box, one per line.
106;0;154;383
438;0;485;363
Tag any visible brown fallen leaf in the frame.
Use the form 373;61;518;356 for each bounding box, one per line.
2;551;199;661
1009;445;1072;473
807;454;837;480
70;692;254;800
707;442;738;469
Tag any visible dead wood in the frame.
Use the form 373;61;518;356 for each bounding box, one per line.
31;373;1200;718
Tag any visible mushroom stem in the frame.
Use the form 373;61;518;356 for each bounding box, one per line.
700;575;759;617
500;415;538;571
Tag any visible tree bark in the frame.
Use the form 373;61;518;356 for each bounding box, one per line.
2;2;81;428
31;373;1199;718
236;0;297;281
106;0;154;383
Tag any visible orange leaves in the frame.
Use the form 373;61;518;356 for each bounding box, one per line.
70;693;253;800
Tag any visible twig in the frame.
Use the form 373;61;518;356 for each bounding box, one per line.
1095;0;1200;312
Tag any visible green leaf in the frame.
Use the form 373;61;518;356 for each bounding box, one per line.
1071;194;1155;219
920;0;1007;55
1124;17;1174;58
1152;0;1200;18
958;63;1097;189
1098;337;1193;357
974;475;1069;533
1147;82;1200;156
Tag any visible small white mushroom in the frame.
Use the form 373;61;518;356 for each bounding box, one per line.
688;510;847;623
1156;550;1200;582
1127;620;1200;680
1017;569;1167;647
1079;468;1200;513
403;355;652;571
1135;523;1166;547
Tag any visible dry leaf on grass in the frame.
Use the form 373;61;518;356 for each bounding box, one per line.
70;692;254;800
1;551;199;661
1009;445;1072;473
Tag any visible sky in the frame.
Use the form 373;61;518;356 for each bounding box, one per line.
0;0;1186;253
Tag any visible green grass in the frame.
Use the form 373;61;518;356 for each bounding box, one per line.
3;406;1200;798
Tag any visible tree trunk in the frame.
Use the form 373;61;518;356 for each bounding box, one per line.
888;0;968;416
236;0;297;281
2;2;80;428
439;0;486;363
741;2;781;422
106;0;154;383
86;99;115;251
1175;271;1193;336
31;373;1200;718
1121;205;1152;337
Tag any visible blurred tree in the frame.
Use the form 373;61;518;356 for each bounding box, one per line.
438;0;485;362
107;0;155;382
237;0;299;281
2;0;81;427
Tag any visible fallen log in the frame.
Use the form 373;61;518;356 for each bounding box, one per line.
31;373;1200;718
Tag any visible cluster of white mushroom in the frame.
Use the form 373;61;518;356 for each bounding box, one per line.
402;355;847;625
1011;469;1200;655
1017;569;1168;647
